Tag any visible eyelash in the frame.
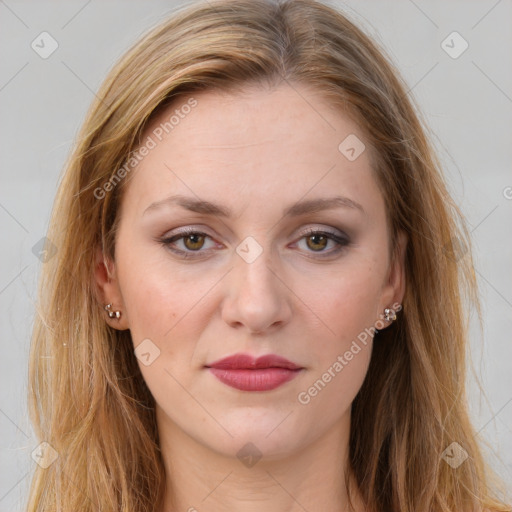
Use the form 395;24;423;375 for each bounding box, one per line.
158;227;350;260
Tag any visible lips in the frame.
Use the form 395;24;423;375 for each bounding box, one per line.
206;353;303;391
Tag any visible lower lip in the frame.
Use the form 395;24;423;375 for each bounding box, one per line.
208;367;302;391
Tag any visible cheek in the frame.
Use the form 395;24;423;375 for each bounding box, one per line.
293;253;383;410
335;270;382;333
117;258;205;399
115;243;224;378
114;241;190;365
120;269;178;340
299;257;384;347
298;342;372;435
296;272;376;419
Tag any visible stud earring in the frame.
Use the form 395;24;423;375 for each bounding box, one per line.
383;307;397;322
104;303;121;319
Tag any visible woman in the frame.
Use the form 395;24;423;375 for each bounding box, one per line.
27;0;511;511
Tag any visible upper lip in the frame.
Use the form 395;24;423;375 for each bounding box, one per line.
206;353;302;370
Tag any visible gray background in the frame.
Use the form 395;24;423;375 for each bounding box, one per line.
1;0;511;509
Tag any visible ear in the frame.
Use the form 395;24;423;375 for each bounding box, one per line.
378;229;407;323
93;247;130;330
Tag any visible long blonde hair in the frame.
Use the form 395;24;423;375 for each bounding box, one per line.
27;0;511;510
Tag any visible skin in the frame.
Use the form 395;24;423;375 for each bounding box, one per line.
95;81;407;512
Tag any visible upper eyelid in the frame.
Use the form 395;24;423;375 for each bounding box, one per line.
163;225;346;242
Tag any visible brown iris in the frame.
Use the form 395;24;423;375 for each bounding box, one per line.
183;233;206;251
306;234;328;251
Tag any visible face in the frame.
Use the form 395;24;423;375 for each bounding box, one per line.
96;82;406;461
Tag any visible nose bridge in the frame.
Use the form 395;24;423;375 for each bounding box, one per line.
235;233;280;301
237;237;275;287
222;233;291;333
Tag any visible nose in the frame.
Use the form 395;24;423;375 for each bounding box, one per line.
220;243;292;335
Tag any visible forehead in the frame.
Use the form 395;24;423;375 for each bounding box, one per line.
122;82;384;223
144;82;364;155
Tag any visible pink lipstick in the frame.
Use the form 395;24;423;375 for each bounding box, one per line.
206;353;303;391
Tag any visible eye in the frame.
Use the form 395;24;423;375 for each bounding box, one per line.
159;228;218;258
159;226;350;259
294;228;350;257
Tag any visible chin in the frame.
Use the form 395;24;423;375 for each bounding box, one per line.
207;412;305;461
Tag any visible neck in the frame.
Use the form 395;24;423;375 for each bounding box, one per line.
157;407;364;512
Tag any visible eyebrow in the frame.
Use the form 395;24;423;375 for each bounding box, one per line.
143;194;366;217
